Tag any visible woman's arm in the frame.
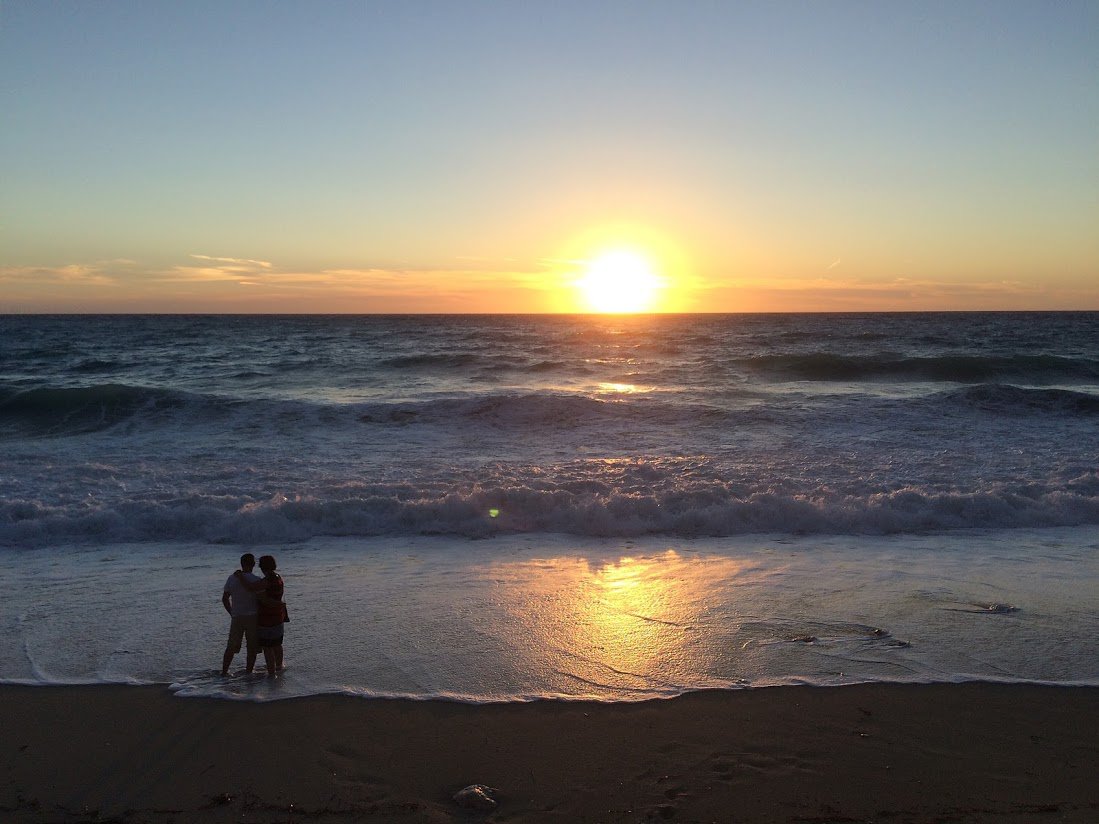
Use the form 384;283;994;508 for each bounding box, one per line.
256;589;282;607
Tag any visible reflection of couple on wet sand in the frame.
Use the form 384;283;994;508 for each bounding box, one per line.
221;553;288;677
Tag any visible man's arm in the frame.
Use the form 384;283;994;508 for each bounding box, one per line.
222;591;232;614
233;571;268;592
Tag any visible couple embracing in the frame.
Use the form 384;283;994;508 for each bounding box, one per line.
221;553;288;677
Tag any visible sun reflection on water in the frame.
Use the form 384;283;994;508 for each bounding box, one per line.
596;382;640;394
582;552;684;677
487;549;773;697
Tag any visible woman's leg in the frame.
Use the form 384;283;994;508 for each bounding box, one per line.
262;645;276;676
274;644;284;672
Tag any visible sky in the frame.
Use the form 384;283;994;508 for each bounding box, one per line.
1;1;1097;313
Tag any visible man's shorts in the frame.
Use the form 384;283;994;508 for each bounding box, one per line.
258;623;284;648
226;614;258;654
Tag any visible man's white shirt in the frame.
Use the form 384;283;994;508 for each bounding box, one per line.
224;572;262;616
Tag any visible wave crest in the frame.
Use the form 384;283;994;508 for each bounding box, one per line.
739;353;1099;383
0;384;194;435
4;475;1097;546
937;384;1099;415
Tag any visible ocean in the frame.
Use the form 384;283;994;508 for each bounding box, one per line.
1;312;1097;701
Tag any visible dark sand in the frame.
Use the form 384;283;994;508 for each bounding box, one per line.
2;682;1097;823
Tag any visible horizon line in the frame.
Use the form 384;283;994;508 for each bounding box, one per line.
2;309;1098;317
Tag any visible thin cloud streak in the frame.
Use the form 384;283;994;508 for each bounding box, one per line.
189;255;273;269
159;255;553;295
0;263;118;287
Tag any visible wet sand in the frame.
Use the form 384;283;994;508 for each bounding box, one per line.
2;682;1097;823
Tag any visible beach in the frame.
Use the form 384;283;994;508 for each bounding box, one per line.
3;682;1097;823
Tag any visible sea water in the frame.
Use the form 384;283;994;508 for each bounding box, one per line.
1;313;1097;700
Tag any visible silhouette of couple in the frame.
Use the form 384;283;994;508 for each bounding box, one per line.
221;553;288;677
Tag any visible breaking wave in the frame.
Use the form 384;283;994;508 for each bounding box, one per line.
4;474;1097;546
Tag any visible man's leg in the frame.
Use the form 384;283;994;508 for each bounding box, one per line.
242;616;259;673
222;617;244;675
274;644;284;672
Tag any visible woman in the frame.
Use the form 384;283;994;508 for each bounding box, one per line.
236;554;287;676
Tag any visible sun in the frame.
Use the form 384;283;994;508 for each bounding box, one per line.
576;250;663;313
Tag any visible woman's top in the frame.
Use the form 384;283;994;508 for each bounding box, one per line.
257;573;286;628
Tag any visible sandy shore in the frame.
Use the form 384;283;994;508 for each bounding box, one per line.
2;683;1097;823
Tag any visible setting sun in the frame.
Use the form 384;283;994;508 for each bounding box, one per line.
576;250;663;313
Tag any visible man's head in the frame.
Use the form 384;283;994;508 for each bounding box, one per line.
258;555;277;573
240;553;256;571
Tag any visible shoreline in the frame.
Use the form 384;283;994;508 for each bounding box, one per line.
3;682;1097;822
7;529;1098;700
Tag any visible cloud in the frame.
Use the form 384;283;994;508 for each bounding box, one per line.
696;272;1060;312
148;255;557;307
454;255;521;264
189;254;272;269
0;263;118;287
4;253;554;300
159;267;239;283
716;272;1045;297
158;255;276;282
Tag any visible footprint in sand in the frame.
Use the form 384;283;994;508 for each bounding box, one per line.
709;750;817;781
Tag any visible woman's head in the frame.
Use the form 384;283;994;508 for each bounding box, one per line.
258;554;277;573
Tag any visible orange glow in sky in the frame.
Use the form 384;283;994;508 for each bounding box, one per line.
1;5;1096;313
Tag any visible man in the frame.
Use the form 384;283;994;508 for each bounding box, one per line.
221;553;261;675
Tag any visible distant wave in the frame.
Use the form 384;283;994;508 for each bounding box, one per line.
5;377;1097;441
737;353;1099;384
378;351;598;376
0;383;736;438
935;384;1099;416
72;358;128;374
357;393;743;431
528;359;589;374
3;475;1097;546
0;384;198;435
378;353;484;369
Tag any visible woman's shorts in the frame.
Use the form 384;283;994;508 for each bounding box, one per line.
258;623;284;648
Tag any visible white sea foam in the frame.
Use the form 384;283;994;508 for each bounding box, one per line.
3;471;1098;546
